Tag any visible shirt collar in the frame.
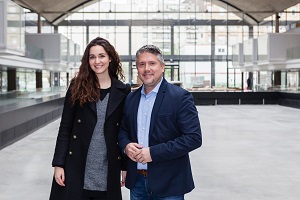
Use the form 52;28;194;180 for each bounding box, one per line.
141;77;163;96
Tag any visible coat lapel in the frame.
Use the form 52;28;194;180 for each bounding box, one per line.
88;102;97;116
87;79;127;118
106;79;128;119
106;85;126;119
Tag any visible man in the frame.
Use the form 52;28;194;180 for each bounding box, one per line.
118;45;202;200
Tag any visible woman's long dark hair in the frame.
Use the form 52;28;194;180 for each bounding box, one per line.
70;37;124;106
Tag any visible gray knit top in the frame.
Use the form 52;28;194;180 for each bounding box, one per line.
83;92;109;191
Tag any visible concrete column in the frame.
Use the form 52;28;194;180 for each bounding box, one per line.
129;26;132;84
171;26;174;57
36;70;42;88
275;13;280;33
274;13;281;88
54;25;58;33
211;25;215;87
37;13;41;33
249;26;253;39
66;72;69;87
53;72;59;86
86;26;89;45
274;71;281;86
0;67;2;92
7;68;16;91
298;72;300;88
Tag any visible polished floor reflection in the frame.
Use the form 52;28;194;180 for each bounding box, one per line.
0;105;300;200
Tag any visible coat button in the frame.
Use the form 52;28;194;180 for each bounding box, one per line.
69;151;73;155
117;156;121;160
73;135;77;139
116;123;119;126
77;119;81;123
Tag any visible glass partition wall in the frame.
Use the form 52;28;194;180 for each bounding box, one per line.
24;0;300;91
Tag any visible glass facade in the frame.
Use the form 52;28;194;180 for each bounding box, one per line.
48;0;300;90
6;0;25;53
0;67;8;92
16;69;36;91
1;0;300;93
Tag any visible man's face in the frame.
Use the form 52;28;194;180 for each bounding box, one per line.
136;52;165;94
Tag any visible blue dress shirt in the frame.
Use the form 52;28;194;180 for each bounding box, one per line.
137;78;163;170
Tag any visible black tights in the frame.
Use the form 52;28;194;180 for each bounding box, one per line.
82;197;106;200
82;189;107;200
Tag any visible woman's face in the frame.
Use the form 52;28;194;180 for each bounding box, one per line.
89;45;111;76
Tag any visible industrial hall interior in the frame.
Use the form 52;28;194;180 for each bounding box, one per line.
0;0;300;200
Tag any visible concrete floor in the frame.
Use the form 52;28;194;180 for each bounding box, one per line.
0;105;300;200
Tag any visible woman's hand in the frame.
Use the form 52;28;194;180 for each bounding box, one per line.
121;171;126;187
54;166;65;186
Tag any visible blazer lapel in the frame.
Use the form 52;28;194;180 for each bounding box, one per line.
149;78;167;134
132;88;142;140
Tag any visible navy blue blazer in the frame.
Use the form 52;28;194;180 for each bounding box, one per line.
118;78;202;197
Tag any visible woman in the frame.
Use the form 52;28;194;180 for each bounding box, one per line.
49;37;131;200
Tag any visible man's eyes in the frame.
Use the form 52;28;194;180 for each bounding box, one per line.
138;62;156;67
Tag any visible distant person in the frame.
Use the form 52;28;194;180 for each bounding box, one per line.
49;37;131;200
247;77;252;90
118;45;202;200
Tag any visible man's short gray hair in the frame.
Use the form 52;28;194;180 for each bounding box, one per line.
136;45;164;64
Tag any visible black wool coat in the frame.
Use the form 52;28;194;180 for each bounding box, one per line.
49;79;131;200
